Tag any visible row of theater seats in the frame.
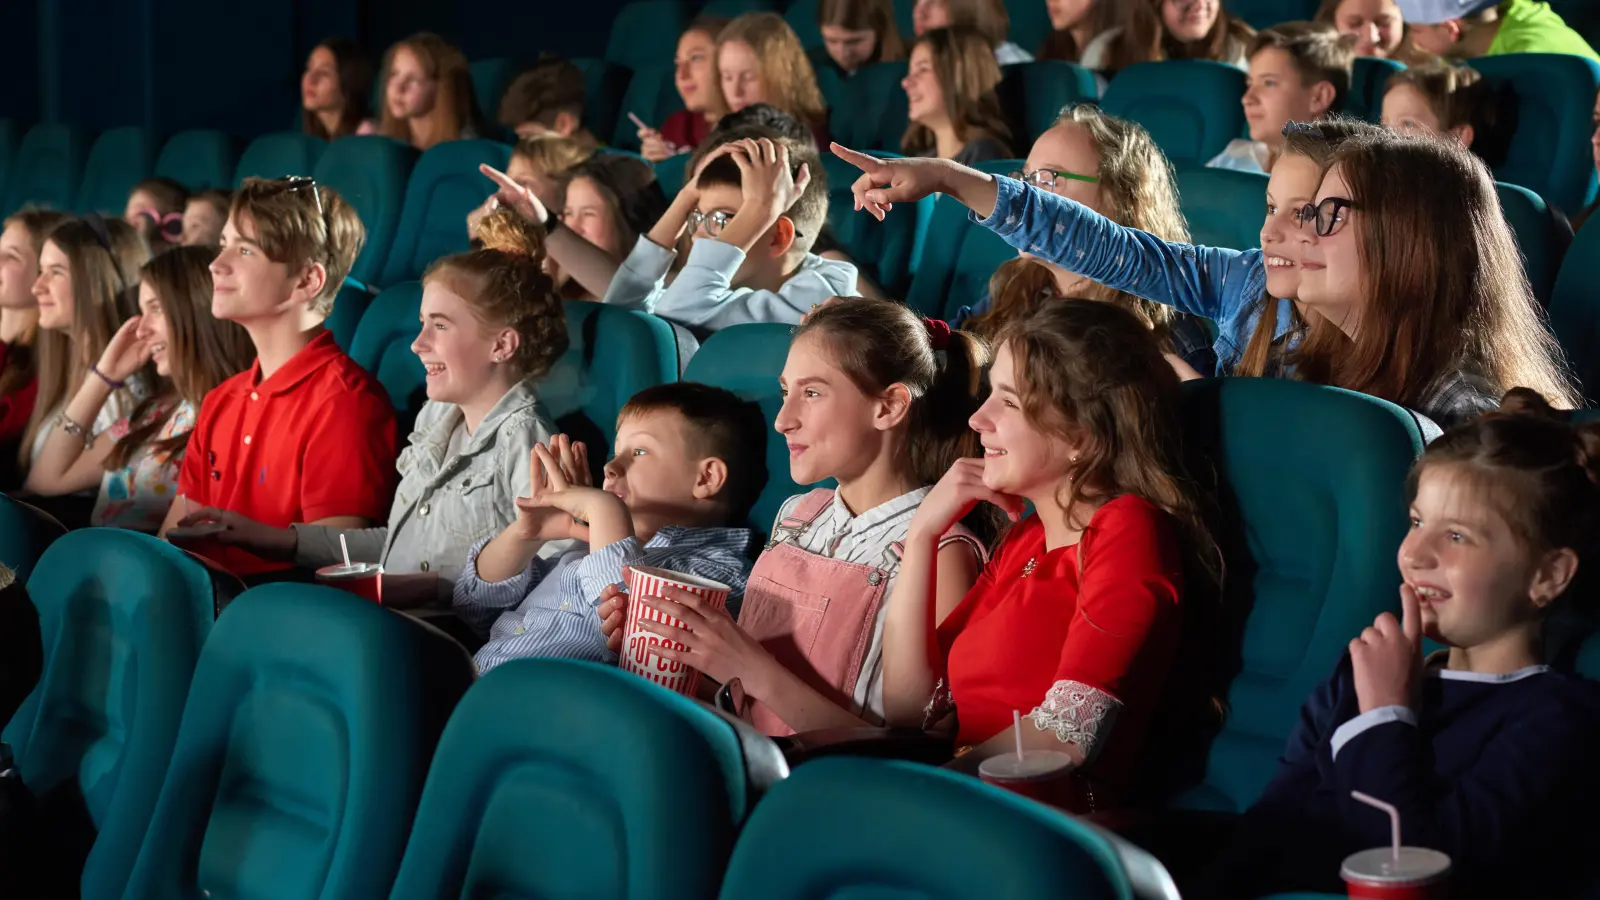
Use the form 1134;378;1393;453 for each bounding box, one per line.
13;375;1597;897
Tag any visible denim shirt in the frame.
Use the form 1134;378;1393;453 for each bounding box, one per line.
973;175;1292;375
293;377;559;601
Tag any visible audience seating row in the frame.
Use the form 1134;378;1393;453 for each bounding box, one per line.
9;371;1598;896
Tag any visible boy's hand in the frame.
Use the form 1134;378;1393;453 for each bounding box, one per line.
509;437;593;543
1350;584;1424;713
171;507;298;559
733;137;811;223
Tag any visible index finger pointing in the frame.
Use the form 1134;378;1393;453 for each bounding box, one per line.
831;143;883;175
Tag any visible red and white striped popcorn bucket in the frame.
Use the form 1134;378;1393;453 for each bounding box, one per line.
620;566;732;696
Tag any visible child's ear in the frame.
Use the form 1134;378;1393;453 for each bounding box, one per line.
1308;80;1336;118
1529;547;1580;609
288;261;330;311
693;457;730;501
1450;123;1476;149
553;111;579;137
872;383;914;432
767;216;797;258
492;327;521;364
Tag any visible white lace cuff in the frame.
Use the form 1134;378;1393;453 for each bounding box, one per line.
922;677;955;730
1024;680;1122;761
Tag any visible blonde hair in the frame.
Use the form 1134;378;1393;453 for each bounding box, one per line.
511;135;595;177
428;208;568;379
377;33;477;149
230;177;366;317
718;13;828;130
22;217;150;468
901;27;1012;156
973;106;1189;342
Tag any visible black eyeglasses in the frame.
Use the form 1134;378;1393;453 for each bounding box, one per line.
690;208;803;240
1295;197;1356;237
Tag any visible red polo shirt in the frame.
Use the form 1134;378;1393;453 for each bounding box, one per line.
178;331;397;576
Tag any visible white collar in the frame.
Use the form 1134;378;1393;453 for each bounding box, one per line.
1430;664;1551;684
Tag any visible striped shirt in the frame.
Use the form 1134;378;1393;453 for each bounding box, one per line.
453;526;759;675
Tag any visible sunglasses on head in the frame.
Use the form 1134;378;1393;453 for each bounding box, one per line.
133;208;185;242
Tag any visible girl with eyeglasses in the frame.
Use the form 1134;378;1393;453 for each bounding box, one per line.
956;105;1215;380
836;121;1572;427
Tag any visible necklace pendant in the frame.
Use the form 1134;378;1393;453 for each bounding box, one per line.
1020;557;1037;578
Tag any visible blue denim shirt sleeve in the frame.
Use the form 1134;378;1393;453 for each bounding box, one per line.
972;176;1272;369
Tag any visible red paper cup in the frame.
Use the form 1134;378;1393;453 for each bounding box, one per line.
978;750;1076;805
315;563;383;605
620;566;731;696
1342;847;1451;899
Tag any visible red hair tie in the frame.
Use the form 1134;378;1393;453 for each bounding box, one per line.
923;317;952;351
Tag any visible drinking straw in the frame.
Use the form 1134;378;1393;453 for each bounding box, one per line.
1351;791;1401;864
339;534;352;569
1013;709;1024;762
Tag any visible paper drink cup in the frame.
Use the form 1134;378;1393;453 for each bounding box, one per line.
621;566;731;696
315;562;383;604
1342;847;1451;899
978;750;1076;805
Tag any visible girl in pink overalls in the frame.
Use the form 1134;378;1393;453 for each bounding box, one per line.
598;299;997;735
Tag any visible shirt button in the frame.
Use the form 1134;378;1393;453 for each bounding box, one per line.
249;392;258;401
419;503;430;516
560;601;569;611
243;435;252;445
513;626;525;635
420;560;430;572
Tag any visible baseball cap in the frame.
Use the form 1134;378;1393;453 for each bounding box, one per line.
1394;0;1502;25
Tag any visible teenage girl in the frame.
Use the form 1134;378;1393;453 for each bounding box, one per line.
834;124;1577;426
598;299;992;735
377;33;480;150
638;16;731;162
0;210;67;461
717;13;831;148
26;246;252;532
959;104;1216;379
1195;389;1600;898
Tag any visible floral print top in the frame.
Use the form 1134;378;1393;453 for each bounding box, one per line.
91;399;194;532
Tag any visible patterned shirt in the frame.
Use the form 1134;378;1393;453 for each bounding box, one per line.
454;526;758;675
92;399;194;532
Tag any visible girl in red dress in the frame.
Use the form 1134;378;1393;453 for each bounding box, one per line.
882;298;1215;811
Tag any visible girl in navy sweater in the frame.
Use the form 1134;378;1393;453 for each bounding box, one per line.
1197;389;1600;898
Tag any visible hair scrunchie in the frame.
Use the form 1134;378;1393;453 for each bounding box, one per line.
923;316;952;351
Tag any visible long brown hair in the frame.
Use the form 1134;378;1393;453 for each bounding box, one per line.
718;13;829;130
1234;117;1383;381
377;33;478;149
819;0;907;63
933;0;1013;49
901;27;1012;157
993;299;1216;575
0;210;68;401
1326;132;1577;410
972;105;1187;341
794;299;993;531
302;38;375;140
1038;0;1161;72
104;247;253;471
22;217;150;468
429;208;569;380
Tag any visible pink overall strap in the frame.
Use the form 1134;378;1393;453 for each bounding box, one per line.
767;489;837;548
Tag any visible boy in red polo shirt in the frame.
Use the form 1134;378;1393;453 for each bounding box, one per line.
162;177;397;578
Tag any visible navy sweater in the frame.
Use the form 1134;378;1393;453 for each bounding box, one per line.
1203;653;1600;898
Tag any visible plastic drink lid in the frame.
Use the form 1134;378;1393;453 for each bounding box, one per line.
317;562;381;579
1342;848;1452;885
979;750;1075;780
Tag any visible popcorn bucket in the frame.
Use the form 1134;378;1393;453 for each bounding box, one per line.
620;566;731;696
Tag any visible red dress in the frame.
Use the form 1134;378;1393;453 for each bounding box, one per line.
937;495;1183;803
0;341;38;445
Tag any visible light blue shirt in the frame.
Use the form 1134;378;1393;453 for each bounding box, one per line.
454;526;757;675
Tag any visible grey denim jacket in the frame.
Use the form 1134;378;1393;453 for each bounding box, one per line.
293;377;559;600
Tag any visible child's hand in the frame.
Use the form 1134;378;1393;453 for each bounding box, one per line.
517;443;628;541
639;127;678;163
96;316;153;385
509;438;593;543
1350;584;1424;713
832;143;959;221
171;506;298;558
635;586;776;693
597;577;630;653
479;164;550;225
732;138;811;222
908;458;1025;544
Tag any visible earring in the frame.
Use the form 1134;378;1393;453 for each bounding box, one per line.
493;354;504;363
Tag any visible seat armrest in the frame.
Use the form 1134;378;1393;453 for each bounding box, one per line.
782;726;955;767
